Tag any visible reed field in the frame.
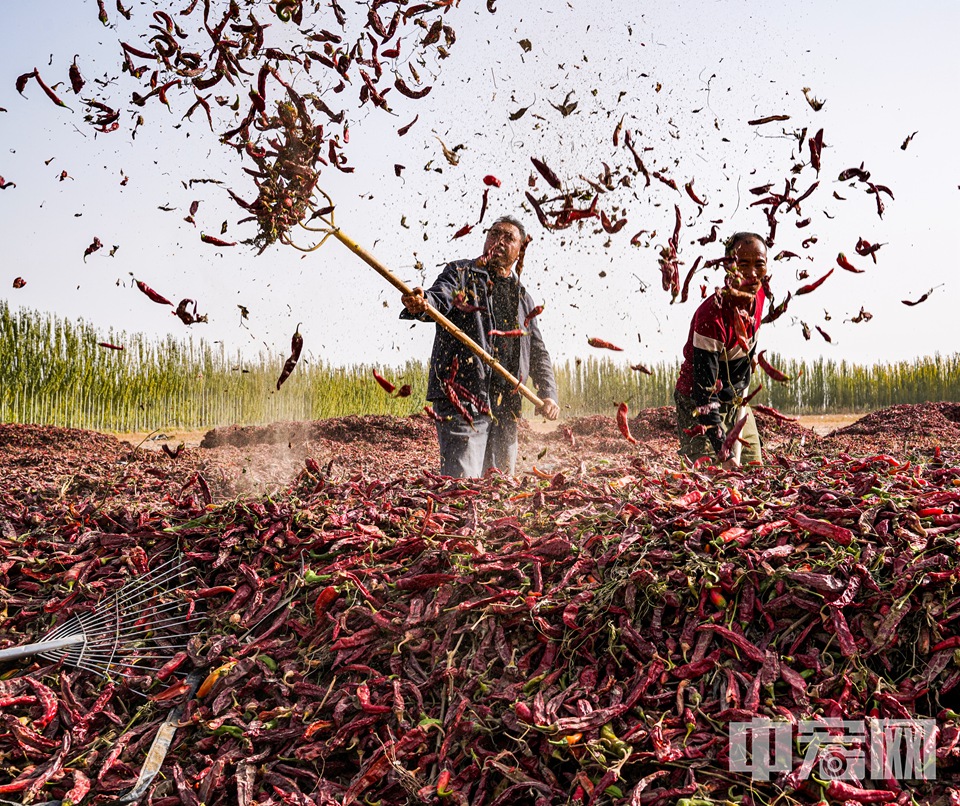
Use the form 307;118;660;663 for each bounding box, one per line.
1;302;958;432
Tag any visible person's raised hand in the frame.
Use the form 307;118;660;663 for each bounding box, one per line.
538;398;560;421
401;287;427;315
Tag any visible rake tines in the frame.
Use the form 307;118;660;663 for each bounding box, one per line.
0;556;201;680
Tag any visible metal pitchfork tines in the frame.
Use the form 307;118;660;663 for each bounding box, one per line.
0;556;200;680
283;191;546;411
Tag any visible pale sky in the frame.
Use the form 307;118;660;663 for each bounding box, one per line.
1;0;957;371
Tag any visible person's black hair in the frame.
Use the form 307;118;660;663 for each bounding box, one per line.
490;215;526;243
723;231;767;257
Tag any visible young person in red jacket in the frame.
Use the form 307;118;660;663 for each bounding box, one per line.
675;232;768;468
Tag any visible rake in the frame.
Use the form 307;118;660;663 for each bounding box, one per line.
0;556;200;680
284;191;546;411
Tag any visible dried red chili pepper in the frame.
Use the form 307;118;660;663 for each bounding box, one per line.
586;337;623;351
276;323;303;390
756;350;792;383
616;402;637;445
836;252;863;273
12;277;26;289
200;233;237;246
135;279;172;306
372;369;396;394
530;156;562;190
795;268;833;295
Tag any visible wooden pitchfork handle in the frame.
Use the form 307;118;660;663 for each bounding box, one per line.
330;228;546;410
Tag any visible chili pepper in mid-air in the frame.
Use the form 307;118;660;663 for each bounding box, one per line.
451;224;473;239
372;369;396;394
808;128;823;173
587;337;623;351
684;179;707;206
523;305;544;328
901;131;919;151
801;321;811;340
98;342;124;350
630;363;653;375
69;58;85;94
902;289;934;306
795;268;833;295
652;171;678;192
530;156;562;190
276;323;303;390
752;403;797;422
756;350;792;382
478;188;490;223
849;306;872;323
855;237;885;263
838;163;871;182
394;384;411;398
83;237;103;261
452;290;486;314
397;115;418;136
488;329;526;337
616;402;637;445
483;175;501;187
201;233;237;246
748;114;790;125
600;210;627;234
12;277;26;288
836;253;863;273
737;386;762;411
816;325;833;343
394;76;432;98
135;280;173;306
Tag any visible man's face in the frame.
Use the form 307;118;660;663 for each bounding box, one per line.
484;223;522;273
730;237;767;296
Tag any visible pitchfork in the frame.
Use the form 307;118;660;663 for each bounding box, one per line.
284;191;546;411
0;556;200;680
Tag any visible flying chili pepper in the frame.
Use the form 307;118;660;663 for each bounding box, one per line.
372;369;396;394
12;277;26;289
483;175;501;187
173;298;207;325
849;307;873;323
523;305;544;328
756;350;792;382
753;403;798;422
795;268;833;296
69;57;85;94
599;210;627;234
748;114;790;125
742;383;763;405
838;163;870;182
530;156;562;190
630;363;653;375
488;329;526;337
815;325;833;343
801;321;811;340
201;233;237;246
83;237;103;261
587;337;623;351
98;341;124;350
808;128;823;173
452;290;486;314
394;384;411;398
397;115;418;136
135;280;172;306
855;238;884;263
651;171;678;192
451;224;473;240
902;289;934;306
616;402;637;445
901;131;918;150
684;180;707;206
836;253;863;273
276;324;303;390
0;176;15;189
478;188;490;224
394;76;432;98
679;255;703;304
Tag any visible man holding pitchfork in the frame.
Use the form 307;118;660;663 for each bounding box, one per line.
401;216;560;478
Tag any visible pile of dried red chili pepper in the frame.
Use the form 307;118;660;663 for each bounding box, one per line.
2;436;960;804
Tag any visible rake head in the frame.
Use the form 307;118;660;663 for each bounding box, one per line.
0;556;201;681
